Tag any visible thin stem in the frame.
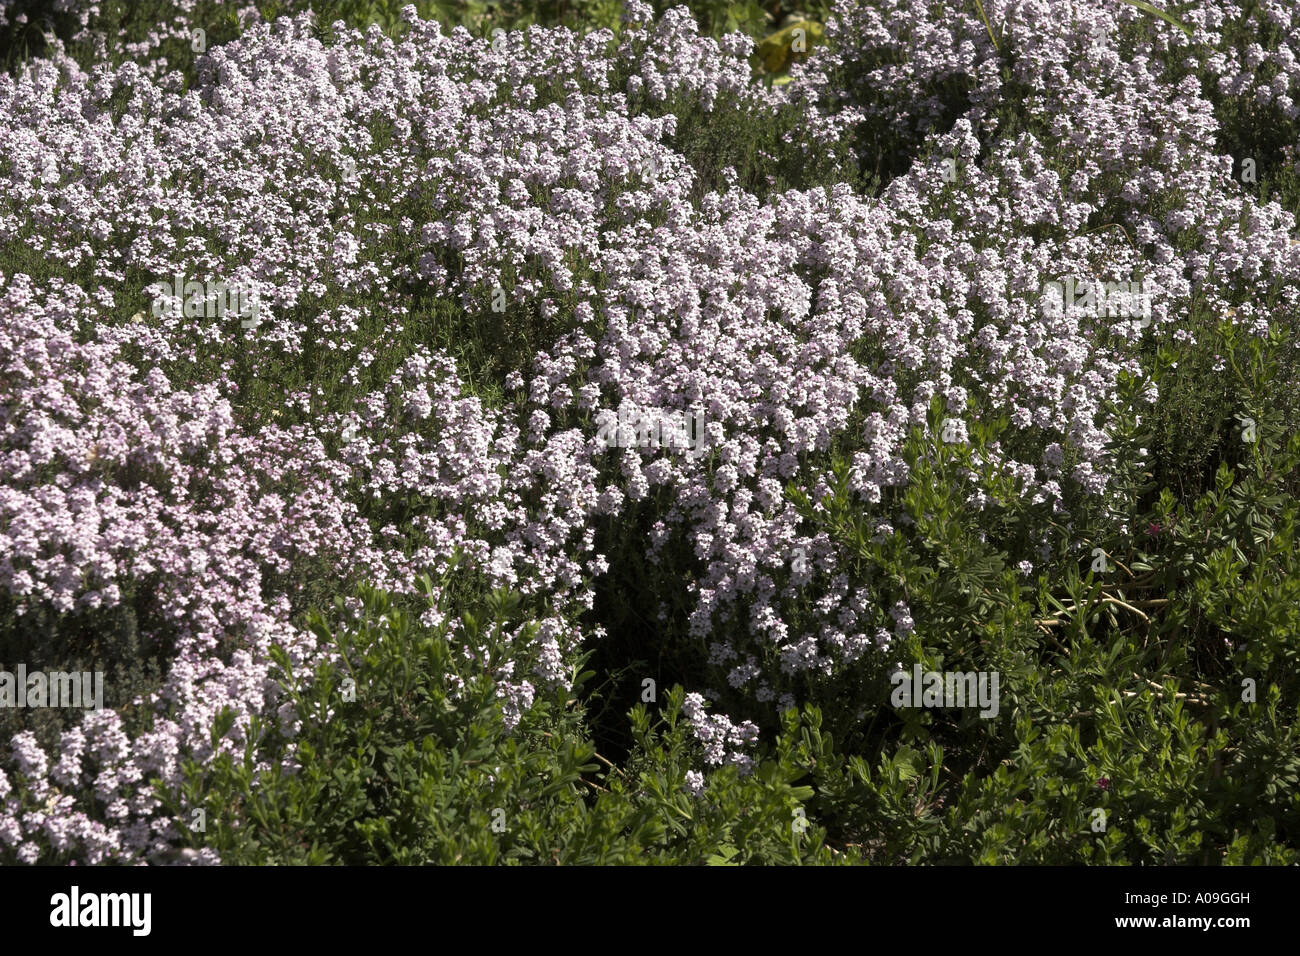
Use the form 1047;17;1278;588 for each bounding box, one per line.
972;0;1000;53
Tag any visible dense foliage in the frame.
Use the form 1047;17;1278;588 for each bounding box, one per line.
1;0;1298;864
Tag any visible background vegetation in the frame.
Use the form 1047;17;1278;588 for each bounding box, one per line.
2;0;1298;864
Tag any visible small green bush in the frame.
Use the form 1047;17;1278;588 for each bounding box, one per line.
166;577;853;864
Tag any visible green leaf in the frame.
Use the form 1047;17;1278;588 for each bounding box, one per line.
1118;0;1193;36
706;844;741;865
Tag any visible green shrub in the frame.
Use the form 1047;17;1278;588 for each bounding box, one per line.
166;576;855;864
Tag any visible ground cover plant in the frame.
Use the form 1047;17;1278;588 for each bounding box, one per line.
0;0;1298;865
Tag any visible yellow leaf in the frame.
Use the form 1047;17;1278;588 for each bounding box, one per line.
757;20;824;74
